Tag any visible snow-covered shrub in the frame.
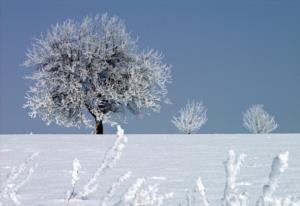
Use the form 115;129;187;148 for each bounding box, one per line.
24;14;171;134
243;104;278;134
0;152;38;206
172;101;207;134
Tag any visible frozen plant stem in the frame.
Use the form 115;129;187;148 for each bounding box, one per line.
196;177;210;206
221;150;247;206
256;151;290;206
65;158;81;206
195;150;299;206
122;178;173;206
79;125;128;199
0;152;38;206
102;171;132;206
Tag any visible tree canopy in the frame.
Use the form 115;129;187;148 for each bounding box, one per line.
24;14;171;133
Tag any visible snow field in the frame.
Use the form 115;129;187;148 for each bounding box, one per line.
1;132;300;205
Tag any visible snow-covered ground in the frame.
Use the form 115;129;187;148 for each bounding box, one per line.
1;132;300;205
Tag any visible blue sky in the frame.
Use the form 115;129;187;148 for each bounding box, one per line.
0;0;299;134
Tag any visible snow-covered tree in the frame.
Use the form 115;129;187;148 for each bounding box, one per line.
172;101;207;134
243;104;278;134
23;14;171;134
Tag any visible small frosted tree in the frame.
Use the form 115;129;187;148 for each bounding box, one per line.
23;14;171;134
243;104;278;134
172;101;207;134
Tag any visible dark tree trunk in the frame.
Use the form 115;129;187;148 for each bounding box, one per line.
95;120;103;134
85;103;105;134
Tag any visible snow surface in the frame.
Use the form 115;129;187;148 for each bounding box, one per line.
0;134;299;205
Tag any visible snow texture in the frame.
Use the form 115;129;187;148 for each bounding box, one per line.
1;133;300;206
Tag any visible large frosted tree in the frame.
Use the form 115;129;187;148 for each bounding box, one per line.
243;104;278;134
24;14;171;134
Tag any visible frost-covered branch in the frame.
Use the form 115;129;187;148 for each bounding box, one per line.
0;153;38;206
243;104;278;134
122;178;173;206
102;171;132;206
79;125;128;199
172;100;207;134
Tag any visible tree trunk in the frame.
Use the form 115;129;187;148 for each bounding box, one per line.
95;120;103;134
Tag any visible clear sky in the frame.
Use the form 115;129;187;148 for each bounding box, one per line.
0;0;299;134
